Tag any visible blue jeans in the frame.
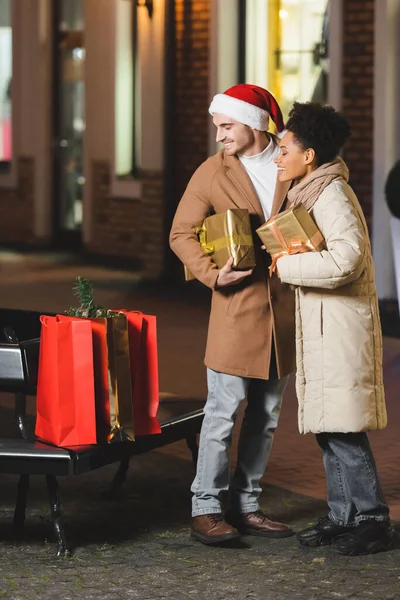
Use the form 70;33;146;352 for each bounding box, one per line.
191;368;288;517
316;432;390;526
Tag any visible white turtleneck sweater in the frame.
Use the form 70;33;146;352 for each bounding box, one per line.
238;136;280;220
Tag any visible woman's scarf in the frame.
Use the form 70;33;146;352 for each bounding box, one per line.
288;157;349;211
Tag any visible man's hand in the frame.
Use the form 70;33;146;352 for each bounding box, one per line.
216;257;254;287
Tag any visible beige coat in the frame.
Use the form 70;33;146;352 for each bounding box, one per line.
278;178;387;434
169;148;296;380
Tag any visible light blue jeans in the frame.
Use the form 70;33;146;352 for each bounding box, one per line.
316;432;390;526
191;368;288;517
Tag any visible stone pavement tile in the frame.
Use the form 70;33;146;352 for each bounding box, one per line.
0;449;399;600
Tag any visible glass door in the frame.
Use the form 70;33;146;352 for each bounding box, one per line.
244;0;329;121
52;0;85;245
277;0;329;118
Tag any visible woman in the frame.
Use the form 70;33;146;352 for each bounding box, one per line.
272;102;393;556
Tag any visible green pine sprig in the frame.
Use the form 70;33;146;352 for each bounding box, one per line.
66;276;119;318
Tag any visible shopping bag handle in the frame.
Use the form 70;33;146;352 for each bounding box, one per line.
116;309;143;316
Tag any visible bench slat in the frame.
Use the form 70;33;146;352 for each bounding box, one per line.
0;409;204;476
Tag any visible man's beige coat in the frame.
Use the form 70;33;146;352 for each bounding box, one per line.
169;149;296;380
277;179;387;433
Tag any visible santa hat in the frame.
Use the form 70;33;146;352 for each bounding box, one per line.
209;84;285;133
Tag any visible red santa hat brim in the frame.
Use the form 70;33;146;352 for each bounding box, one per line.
209;93;270;131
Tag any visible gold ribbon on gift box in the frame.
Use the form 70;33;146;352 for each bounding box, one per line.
256;203;325;277
184;209;256;281
196;227;215;255
196;227;254;256
267;220;324;277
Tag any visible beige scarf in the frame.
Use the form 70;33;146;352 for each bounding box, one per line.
288;157;349;211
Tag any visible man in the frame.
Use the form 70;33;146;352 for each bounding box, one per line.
169;84;296;545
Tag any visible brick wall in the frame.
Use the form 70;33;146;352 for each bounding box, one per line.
87;160;165;277
165;0;211;279
0;157;36;244
341;0;375;228
141;174;166;278
172;0;210;205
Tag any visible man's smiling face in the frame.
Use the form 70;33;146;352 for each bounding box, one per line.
213;114;257;156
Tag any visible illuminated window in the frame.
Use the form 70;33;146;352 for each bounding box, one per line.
0;0;12;168
115;0;140;178
277;0;329;117
244;0;329;121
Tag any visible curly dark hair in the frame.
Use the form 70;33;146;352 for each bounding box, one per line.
285;102;351;166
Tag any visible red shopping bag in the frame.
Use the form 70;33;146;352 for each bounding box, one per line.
35;315;98;446
53;313;134;443
119;311;161;436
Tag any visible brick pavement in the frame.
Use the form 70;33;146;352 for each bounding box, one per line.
262;335;400;518
0;447;398;600
0;250;399;600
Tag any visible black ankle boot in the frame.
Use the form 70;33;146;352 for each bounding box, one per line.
332;520;395;556
297;516;354;547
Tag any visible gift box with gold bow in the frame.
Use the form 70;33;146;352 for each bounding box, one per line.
256;203;325;276
185;208;256;281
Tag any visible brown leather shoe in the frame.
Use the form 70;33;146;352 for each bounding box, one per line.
191;514;240;545
227;510;294;538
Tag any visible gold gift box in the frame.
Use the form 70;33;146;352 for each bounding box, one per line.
185;208;256;281
256;204;325;275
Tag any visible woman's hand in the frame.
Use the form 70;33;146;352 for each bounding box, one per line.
261;244;280;278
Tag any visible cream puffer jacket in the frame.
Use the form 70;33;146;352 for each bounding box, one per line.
277;178;386;434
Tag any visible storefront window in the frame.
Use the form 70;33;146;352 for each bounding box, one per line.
278;0;329;117
245;0;329;122
115;0;140;178
0;0;12;167
54;0;85;231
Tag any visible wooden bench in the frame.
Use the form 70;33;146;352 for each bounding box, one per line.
0;309;204;557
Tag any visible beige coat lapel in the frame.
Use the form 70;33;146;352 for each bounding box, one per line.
224;154;264;217
270;179;291;217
